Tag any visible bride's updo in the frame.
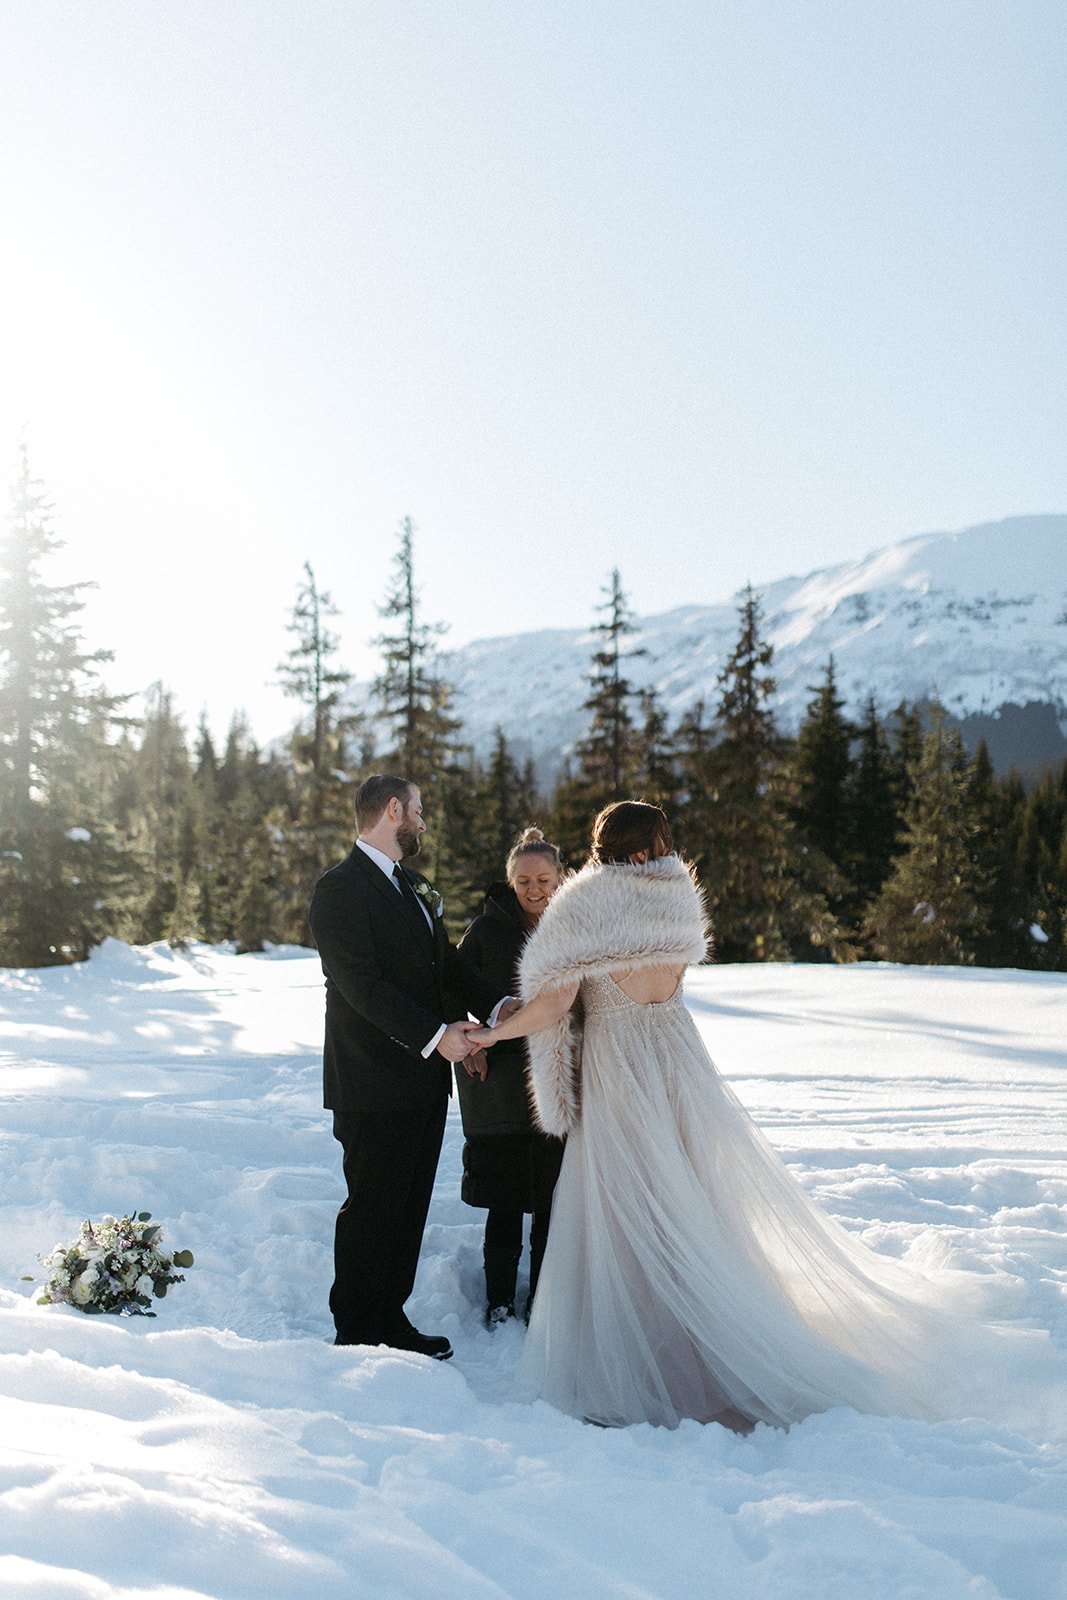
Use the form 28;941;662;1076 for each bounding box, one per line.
505;825;564;881
590;801;674;865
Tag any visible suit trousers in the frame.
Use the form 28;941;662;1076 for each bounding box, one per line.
330;1095;448;1344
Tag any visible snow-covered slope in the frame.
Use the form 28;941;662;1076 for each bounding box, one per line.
438;515;1067;772
2;943;1066;1598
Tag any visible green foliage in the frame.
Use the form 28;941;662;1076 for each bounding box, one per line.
681;587;849;963
373;517;460;774
864;708;983;963
842;695;902;916
792;659;852;864
35;1211;193;1316
0;449;134;964
2;474;1065;974
549;569;646;865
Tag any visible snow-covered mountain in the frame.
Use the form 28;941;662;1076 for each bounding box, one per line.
440;514;1067;777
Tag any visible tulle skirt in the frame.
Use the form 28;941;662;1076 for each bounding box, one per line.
519;977;1064;1433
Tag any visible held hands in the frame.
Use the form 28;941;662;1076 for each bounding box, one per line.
437;1000;520;1063
462;995;519;1057
436;1020;482;1063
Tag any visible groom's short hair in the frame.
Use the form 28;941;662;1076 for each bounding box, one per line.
355;774;415;831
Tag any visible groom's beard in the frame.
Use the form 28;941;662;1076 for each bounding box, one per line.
396;823;422;859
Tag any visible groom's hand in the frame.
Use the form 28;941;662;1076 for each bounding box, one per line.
497;998;522;1023
436;1020;480;1062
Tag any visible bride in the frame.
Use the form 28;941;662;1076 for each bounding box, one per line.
468;800;1062;1433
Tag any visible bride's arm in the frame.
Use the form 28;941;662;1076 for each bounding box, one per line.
468;981;579;1046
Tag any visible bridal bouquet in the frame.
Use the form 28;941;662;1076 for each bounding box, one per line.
33;1212;194;1316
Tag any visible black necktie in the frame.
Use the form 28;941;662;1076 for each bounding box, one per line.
393;864;432;936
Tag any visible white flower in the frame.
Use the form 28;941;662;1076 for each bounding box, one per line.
70;1275;95;1306
135;1274;154;1298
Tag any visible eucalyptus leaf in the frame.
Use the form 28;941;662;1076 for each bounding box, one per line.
173;1250;194;1268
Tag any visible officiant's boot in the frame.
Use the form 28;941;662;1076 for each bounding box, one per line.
483;1243;520;1328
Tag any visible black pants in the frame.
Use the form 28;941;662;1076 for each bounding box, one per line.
484;1205;552;1307
330;1096;448;1344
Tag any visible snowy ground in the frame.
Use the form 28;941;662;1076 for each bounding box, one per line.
1;942;1066;1600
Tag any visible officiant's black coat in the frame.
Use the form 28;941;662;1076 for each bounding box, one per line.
308;844;503;1346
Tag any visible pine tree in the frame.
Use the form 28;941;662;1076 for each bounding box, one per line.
373;518;460;774
792;659;852;864
787;658;857;942
865;708;983;963
547;757;594;869
475;728;543;885
702;587;845;962
119;685;195;944
274;562;362;939
0;448;131;964
551;570;645;862
967;741;1031;968
889;702;924;819
212;715;288;952
278;561;357;786
574;569;645;802
635;686;677;811
672;698;716;865
841;696;901;934
372;518;472;922
1015;766;1067;970
191;715;222;941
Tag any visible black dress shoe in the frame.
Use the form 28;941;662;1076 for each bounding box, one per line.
384;1325;453;1360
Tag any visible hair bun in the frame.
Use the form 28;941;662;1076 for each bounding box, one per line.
519;826;544;844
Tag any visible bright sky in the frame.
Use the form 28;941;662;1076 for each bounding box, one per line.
1;1;1063;743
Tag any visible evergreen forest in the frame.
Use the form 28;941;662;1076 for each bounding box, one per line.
3;456;1066;972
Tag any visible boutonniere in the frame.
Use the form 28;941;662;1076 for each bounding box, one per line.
412;878;444;918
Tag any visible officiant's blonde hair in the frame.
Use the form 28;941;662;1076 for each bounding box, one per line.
506;826;563;881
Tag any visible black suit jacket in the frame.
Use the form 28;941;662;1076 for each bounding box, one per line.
308;845;504;1115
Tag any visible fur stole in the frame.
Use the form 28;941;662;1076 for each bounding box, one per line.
519;855;709;1136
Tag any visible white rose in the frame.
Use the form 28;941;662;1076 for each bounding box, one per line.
71;1275;94;1305
135;1274;155;1298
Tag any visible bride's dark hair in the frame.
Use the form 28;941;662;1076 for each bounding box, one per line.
589;801;673;864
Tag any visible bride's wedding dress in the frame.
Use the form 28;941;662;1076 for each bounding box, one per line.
520;971;1061;1433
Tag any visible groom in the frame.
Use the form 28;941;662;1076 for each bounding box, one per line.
308;774;511;1358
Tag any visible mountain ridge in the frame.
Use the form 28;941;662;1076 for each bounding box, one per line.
428;512;1067;774
348;515;1067;779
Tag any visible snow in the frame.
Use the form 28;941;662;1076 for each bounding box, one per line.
1;943;1066;1599
366;514;1067;771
